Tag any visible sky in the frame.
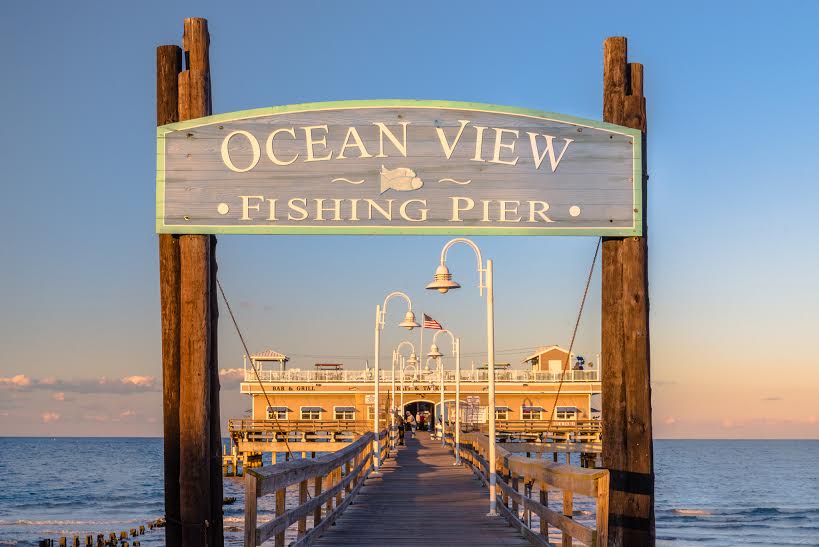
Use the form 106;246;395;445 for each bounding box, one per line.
1;1;817;439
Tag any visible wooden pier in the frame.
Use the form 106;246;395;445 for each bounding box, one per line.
243;427;608;546
313;434;530;546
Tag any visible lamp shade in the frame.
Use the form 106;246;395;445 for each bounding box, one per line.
398;310;420;330
427;344;444;358
425;264;461;294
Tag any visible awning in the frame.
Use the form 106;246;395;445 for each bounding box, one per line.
495;406;512;411
301;407;324;412
522;406;544;411
334;406;356;412
556;406;579;412
591;408;600;413
266;406;290;412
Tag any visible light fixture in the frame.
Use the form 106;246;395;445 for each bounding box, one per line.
428;344;443;358
398;310;420;330
426;264;461;294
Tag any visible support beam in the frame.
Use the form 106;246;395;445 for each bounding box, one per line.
601;36;655;546
175;17;223;547
157;43;182;547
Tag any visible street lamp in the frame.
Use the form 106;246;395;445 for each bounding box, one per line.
373;292;419;471
393;340;417;447
427;329;461;463
426;238;497;516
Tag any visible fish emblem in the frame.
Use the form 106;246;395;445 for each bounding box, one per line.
380;165;423;194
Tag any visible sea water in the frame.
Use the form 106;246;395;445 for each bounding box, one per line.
0;438;816;546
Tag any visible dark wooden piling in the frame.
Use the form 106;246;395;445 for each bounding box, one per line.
157;41;183;547
601;36;655;545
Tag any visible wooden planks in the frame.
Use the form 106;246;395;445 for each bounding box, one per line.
157;102;642;236
312;434;530;546
601;36;655;546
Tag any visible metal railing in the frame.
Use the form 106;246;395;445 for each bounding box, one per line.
448;430;609;546
243;430;389;547
242;368;600;384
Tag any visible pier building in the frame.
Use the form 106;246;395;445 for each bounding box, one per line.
226;346;602;474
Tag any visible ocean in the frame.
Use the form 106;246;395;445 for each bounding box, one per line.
0;438;816;546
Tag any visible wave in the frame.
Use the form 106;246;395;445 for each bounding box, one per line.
671;509;712;516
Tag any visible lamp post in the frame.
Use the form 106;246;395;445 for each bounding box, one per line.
428;329;461;463
394;341;418;447
373;292;419;471
426;238;497;516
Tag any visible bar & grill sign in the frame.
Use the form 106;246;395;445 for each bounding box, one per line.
156;100;642;235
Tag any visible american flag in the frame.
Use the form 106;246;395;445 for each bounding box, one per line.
423;314;443;330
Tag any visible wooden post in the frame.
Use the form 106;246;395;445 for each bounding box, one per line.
275;489;286;547
176;17;221;547
298;480;309;535
562;490;573;547
601;36;655;546
539;482;548;539
157;42;183;547
313;475;323;526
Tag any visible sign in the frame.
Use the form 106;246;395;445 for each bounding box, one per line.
157;100;642;236
365;394;375;404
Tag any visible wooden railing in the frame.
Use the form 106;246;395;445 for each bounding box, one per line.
229;419;372;434
447;430;609;546
243;429;389;547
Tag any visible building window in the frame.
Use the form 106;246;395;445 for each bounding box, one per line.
266;406;288;420
522;406;543;420
334;407;356;420
555;407;578;420
300;407;322;420
367;406;374;420
495;407;509;420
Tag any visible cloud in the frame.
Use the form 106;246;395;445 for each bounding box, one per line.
121;376;157;388
761;396;783;401
219;368;244;389
0;374;160;394
41;412;60;423
0;374;32;389
663;416;677;425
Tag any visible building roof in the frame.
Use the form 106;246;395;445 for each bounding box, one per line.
251;349;289;361
521;345;569;363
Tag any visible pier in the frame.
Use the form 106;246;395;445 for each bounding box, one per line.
243;427;608;546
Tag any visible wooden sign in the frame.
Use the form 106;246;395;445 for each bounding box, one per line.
156;100;642;235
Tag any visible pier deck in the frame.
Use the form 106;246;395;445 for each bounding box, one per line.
312;433;529;546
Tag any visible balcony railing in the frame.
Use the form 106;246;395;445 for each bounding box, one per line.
242;368;599;384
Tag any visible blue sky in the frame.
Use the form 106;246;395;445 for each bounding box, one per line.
1;1;817;437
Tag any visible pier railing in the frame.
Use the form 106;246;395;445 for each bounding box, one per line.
449;430;609;546
242;368;599;384
243;429;389;547
480;419;602;443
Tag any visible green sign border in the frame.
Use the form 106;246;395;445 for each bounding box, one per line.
157;99;643;236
